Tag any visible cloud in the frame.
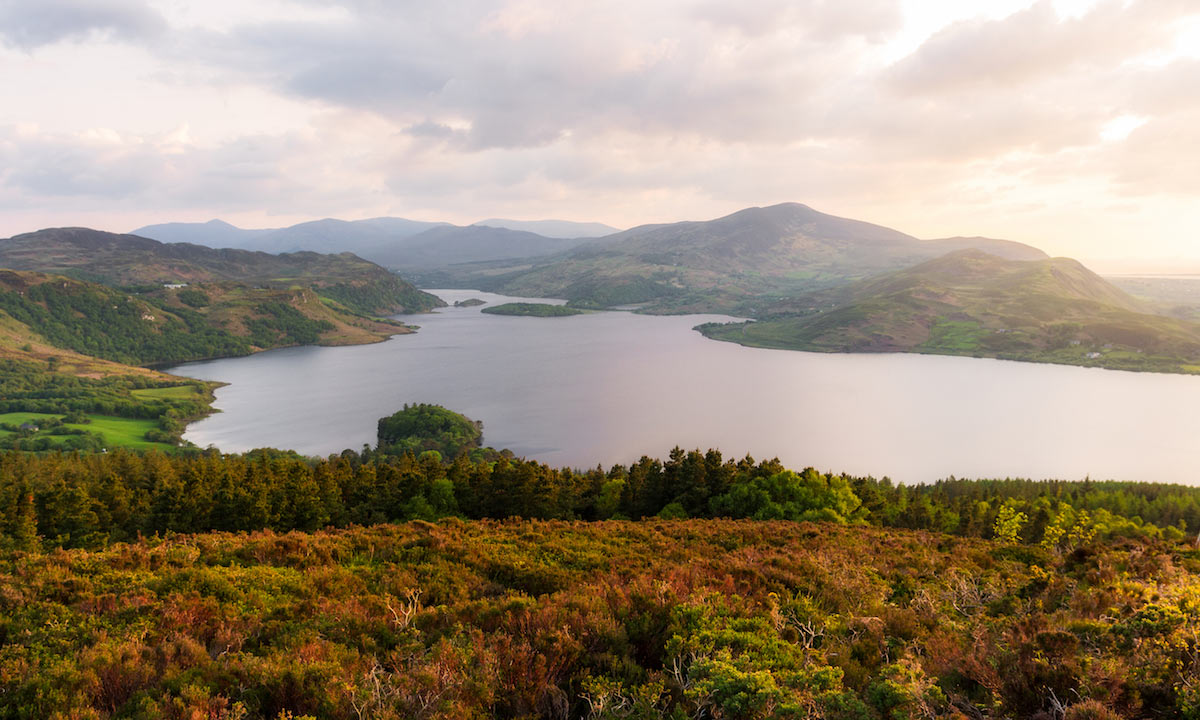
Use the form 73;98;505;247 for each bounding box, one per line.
4;0;1200;260
174;0;897;150
887;0;1194;95
690;0;901;40
1108;108;1200;195
0;0;165;49
0;125;356;216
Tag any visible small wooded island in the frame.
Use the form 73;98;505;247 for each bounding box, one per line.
376;403;483;459
453;298;486;307
480;302;585;317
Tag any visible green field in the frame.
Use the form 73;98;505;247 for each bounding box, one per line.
921;317;984;352
0;412;172;451
131;384;205;400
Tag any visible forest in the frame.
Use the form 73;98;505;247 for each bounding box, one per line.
2;446;1196;552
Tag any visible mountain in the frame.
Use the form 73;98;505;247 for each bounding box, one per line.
924;235;1052;260
700;249;1200;374
132;217;589;270
133;217;450;255
478;203;1049;313
472;218;620;238
130;219;272;249
252;217;450;255
370;225;592;270
0;227;443;315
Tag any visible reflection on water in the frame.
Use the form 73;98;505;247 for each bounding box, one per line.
168;289;1200;484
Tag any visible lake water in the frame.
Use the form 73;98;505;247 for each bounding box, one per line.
168;289;1200;485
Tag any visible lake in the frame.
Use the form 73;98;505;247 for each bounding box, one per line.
168;289;1200;484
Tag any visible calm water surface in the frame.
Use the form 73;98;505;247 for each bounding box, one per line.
168;289;1200;484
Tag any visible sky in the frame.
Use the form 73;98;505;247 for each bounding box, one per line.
1;0;1198;269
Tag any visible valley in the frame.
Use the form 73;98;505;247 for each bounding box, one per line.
132;203;1200;375
8;202;1200;458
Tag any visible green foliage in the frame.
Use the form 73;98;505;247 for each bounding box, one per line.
243;301;334;347
317;276;442;315
993;503;1029;544
4;442;1196;565
0;276;251;364
480;302;585;317
710;468;862;523
176;287;210;307
376;404;483;459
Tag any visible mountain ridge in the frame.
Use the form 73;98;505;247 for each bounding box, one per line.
700;249;1200;374
472;218;619;237
132;217;596;269
477;202;1049;313
0;227;443;316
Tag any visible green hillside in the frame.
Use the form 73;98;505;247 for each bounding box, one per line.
0;227;443;315
701;250;1200;373
0;271;413;367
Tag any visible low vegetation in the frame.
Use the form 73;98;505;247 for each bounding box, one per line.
1;515;1198;718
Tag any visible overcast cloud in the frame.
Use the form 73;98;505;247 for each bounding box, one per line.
0;0;164;49
0;0;1198;264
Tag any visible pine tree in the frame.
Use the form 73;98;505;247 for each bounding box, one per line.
12;488;40;551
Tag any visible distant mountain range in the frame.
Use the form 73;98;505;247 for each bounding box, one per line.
131;216;616;270
131;206;1046;309
472;203;1048;313
5;201;1200;374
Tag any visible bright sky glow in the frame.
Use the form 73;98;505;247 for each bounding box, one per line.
1;0;1198;268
